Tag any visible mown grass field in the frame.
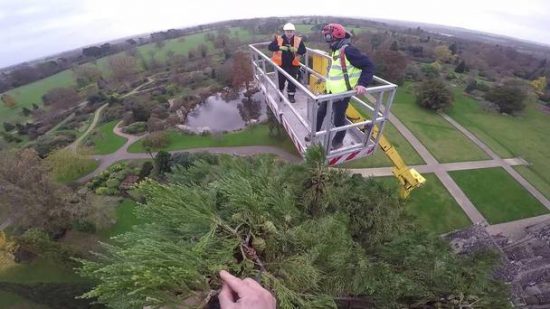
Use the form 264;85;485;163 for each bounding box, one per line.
450;167;548;224
447;87;550;199
0;70;75;124
88;120;127;154
98;199;141;240
128;123;298;155
379;174;471;234
391;82;490;163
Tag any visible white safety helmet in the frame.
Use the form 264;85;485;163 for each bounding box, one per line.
283;23;295;31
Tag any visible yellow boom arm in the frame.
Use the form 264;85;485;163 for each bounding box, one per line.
346;105;426;199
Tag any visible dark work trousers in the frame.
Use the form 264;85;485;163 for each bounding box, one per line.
278;66;299;95
316;97;350;147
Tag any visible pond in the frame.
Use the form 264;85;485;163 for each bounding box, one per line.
183;91;267;133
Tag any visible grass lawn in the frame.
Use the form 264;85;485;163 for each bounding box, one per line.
98;199;141;240
0;70;76;124
450;168;548;224
0;253;86;308
447;88;550;199
378;174;471;234
0;291;45;308
0;258;83;283
404;174;471;234
89;120;127;154
295;24;315;34
392;83;489;163
55;159;98;184
128;123;298;154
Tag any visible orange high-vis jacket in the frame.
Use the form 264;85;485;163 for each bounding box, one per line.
271;35;302;67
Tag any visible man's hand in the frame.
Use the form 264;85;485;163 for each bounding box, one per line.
355;85;367;95
289;46;298;53
278;46;289;51
218;270;276;309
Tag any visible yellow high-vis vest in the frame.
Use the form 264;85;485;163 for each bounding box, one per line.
326;46;362;94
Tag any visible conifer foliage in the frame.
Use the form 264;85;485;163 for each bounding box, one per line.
78;150;509;308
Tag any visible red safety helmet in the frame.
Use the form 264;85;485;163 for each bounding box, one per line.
322;23;347;42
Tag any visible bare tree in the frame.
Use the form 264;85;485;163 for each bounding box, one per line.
0;149;88;234
231;50;253;91
72;64;102;87
1;94;17;108
108;54;139;85
42;87;81;111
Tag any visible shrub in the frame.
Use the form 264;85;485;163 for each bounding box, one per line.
484;80;527;114
415;79;453;111
4;123;16;134
106;178;121;189
95;187;110;195
73;220;97;233
122;121;147;134
142;131;169;150
139;161;154;178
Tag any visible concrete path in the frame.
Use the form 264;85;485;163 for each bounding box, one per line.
68;103;108;150
78;144;301;183
441;113;550;210
347;158;529;177
388;113;489;225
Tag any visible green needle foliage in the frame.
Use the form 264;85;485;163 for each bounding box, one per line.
78;149;510;308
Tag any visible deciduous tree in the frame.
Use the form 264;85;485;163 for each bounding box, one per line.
108;55;139;85
1;94;17;108
485;80;527;114
231;50;253;91
0;149;88;234
416;78;453;111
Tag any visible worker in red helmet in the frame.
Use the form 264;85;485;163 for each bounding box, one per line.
307;23;374;150
268;23;306;103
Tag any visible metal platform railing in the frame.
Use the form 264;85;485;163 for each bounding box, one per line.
249;42;397;165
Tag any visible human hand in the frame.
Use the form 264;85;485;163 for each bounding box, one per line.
218;270;276;309
289;46;298;53
355;85;367;95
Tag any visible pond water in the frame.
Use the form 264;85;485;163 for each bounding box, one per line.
184;91;267;133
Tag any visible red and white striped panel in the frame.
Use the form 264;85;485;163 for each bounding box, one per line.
328;145;376;166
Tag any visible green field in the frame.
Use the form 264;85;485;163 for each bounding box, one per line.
98;199;140;240
0;70;76;124
128;124;298;154
450;168;548;224
54;159;98;184
447;88;550;199
88;120;127;154
391;83;490;163
380;174;471;234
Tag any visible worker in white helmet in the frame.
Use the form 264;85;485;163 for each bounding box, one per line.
268;23;306;103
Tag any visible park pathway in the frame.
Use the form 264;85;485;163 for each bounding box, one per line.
440;113;550;210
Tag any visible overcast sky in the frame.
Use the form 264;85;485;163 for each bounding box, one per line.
2;0;549;68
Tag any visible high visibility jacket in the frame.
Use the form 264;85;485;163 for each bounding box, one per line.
326;46;362;94
271;35;302;67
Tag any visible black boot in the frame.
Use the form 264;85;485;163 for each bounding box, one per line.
288;94;295;103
